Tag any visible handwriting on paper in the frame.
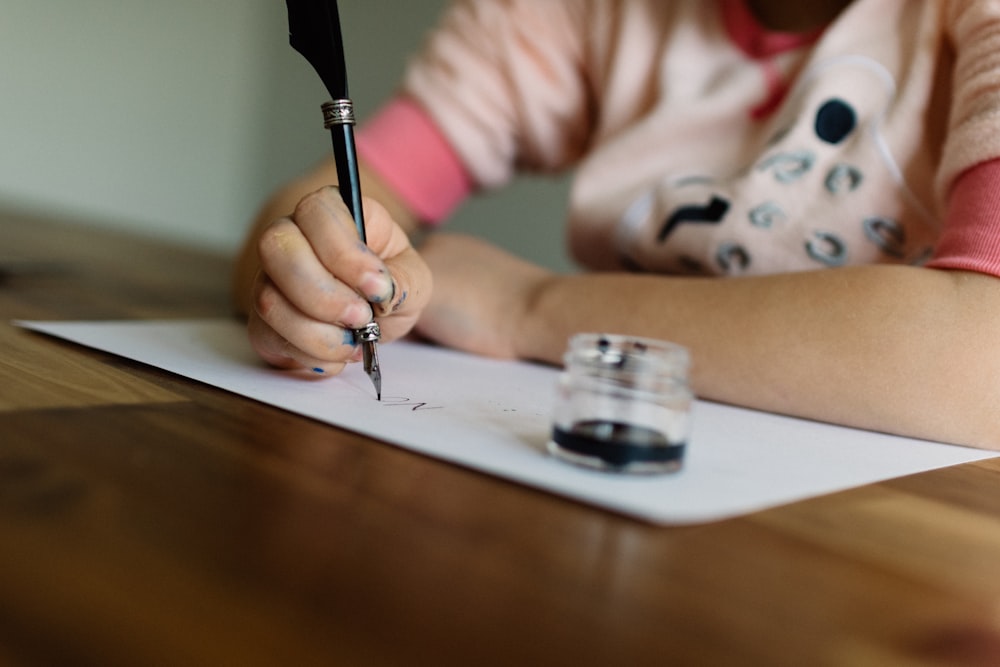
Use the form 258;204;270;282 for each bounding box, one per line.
380;396;443;411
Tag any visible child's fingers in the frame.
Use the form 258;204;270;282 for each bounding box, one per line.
250;273;363;373
254;185;432;369
291;186;397;307
257;216;373;330
376;245;434;328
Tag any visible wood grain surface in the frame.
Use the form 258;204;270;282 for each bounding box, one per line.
3;210;1000;667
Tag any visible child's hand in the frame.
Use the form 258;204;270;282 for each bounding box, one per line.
414;233;552;360
248;186;432;375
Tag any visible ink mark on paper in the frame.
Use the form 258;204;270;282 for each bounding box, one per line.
380;396;443;411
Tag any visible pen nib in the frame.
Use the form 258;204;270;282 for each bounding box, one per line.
362;341;382;401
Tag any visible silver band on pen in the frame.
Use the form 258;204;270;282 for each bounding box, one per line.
353;321;381;343
322;99;356;128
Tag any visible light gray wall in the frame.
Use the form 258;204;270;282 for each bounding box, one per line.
0;1;574;271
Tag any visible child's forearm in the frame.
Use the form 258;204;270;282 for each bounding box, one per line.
519;265;1000;450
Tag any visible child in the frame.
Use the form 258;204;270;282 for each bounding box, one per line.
233;0;1000;450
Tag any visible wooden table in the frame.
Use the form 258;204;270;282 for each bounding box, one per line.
3;210;1000;666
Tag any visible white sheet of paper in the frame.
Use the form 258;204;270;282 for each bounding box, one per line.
17;318;997;524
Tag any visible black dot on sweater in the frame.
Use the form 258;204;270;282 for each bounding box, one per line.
815;99;856;145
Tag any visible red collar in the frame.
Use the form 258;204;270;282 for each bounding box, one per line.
721;0;827;59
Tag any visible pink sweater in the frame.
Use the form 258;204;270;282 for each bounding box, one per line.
358;0;1000;278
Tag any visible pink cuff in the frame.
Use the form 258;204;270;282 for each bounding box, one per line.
356;97;472;225
927;158;1000;278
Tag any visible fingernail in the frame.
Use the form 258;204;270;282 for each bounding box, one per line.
343;300;373;328
359;270;394;304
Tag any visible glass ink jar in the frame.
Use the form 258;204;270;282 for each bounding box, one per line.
548;333;693;474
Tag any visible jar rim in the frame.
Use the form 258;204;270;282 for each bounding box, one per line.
565;333;690;374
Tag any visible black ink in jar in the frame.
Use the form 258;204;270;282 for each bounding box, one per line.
548;334;692;474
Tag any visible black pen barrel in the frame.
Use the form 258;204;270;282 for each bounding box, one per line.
329;124;366;242
323;99;366;243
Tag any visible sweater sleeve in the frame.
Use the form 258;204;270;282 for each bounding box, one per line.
395;0;596;189
936;0;1000;200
